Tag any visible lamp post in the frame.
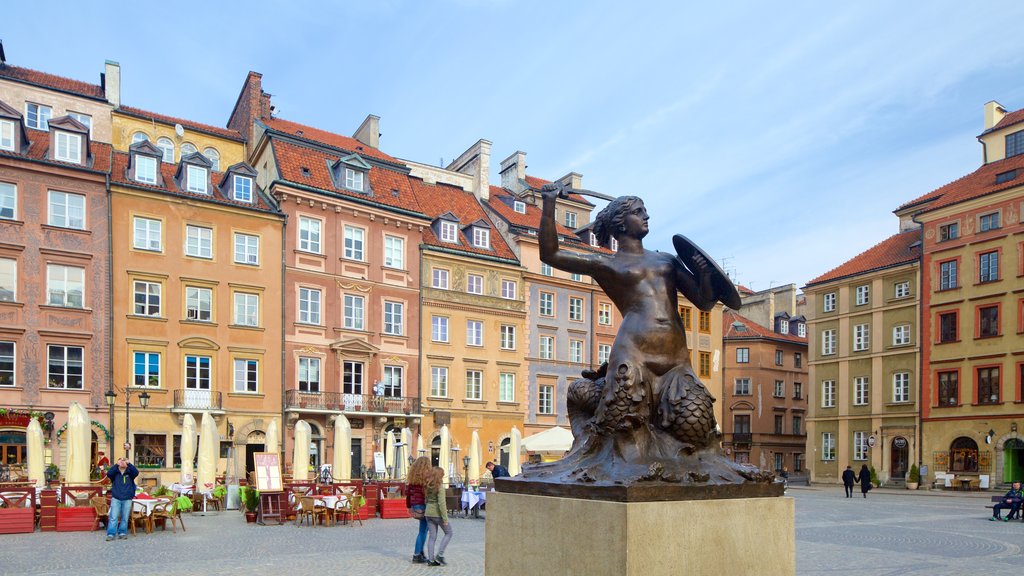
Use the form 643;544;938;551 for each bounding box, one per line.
462;455;470;490
105;386;151;459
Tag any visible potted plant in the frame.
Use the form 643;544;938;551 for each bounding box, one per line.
906;464;920;490
44;464;60;487
241;486;259;522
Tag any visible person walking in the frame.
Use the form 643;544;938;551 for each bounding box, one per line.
105;457;138;541
842;465;855;498
424;466;453;566
991;481;1023;521
855;464;872;498
406;457;431;563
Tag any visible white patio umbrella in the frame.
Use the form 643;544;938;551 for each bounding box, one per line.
292;420;311;482
26;419;45;487
469;431;481;486
180;413;197;485
197;412;218;490
332;415;351;481
65;402;91;484
384;429;396;479
397;427;412;479
265;417;279;455
416;434;425;460
439;425;450;487
508;426;523;476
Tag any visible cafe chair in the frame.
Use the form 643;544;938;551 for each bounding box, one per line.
129;500;151;535
151;499;184;533
297;496;328;527
89;496;109;531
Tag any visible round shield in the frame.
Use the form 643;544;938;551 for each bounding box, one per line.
672;234;742;310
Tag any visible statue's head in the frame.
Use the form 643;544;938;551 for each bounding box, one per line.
593;195;645;247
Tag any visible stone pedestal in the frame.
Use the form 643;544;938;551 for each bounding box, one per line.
485;492;794;576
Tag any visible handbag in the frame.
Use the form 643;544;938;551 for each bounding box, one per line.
409;507;425;520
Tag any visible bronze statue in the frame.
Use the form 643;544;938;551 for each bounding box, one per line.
499;184;776;499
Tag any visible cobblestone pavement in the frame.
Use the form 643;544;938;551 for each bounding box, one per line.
1;488;1020;575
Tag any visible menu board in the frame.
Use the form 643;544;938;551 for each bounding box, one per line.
253;452;282;492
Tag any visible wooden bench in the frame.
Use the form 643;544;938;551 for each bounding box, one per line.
986;495;1021;519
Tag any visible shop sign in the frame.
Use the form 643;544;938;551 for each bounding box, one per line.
893;437;908;449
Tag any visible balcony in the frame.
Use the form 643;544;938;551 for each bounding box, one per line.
172;389;223;412
285;390;421;416
732;432;752;445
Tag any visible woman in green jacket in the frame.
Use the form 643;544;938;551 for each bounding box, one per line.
424;466;453;566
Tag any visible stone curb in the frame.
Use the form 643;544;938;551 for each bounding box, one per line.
787;484;996;499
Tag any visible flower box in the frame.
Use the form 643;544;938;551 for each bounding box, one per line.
0;414;33;427
0;508;35;534
56;506;97;532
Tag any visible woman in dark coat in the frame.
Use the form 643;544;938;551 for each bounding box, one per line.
855;464;872;498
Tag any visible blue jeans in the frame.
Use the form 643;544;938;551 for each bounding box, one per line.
107;498;130;537
412;506;427;554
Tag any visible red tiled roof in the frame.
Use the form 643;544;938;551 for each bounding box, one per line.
724;310;806;344
263;118;399;164
409;179;517;261
523;175;593;205
0;64;105;100
109;151;277;213
806;230;920;286
271;139;424;214
0;128;111;173
486;188;613;254
986;108;1024;134
898;152;1024;214
117;106;243;141
736;284;755;296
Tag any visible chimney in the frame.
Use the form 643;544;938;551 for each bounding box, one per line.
227;71;269;148
447;139;492;201
353;114;380;149
103;60;121;108
499;151;527;194
556;171;583;191
984;100;1007;131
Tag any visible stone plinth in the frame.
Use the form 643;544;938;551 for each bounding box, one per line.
485;492;794;576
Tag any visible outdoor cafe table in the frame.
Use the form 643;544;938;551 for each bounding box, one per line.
461;490;487;516
133;496;170;516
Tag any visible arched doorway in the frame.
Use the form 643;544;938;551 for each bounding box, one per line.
245;430;265;479
431;435;441;467
950;436;979;473
890;437;909;479
1003;438;1024;483
499;438;511;468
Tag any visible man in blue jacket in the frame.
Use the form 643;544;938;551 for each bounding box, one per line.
106;457;139;540
991;481;1023;521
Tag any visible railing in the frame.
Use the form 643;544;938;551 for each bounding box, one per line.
173;389;224;411
732;432;752;444
285;390;420;415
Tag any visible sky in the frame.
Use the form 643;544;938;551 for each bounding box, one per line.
4;1;1024;291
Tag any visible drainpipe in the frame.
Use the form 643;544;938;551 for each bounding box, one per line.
910;216;924;481
418;243;425;447
279;205;288;465
105;169;115;452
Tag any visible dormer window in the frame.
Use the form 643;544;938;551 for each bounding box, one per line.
0;120;14;151
233;175;253;202
514;200;526;214
135;156;157;184
333;154;372;193
54;131;82;163
130;140;164;185
610;238;619;252
564;211;577;228
779;319;789;335
187;165;208;194
26;103;51;130
440;221;458;243
590;232;599;247
345;168;364;191
472;228;490;249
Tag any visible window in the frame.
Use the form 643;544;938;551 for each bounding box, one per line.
979;305;999;338
539;385;554;415
978;367;1000;404
539;336;554;360
499;373;516;402
384;235;404;269
894;281;910;298
501;279;517;300
794;352;802;368
472;228;490;249
298;357;320;392
893;372;910;403
131;132;149;145
938;222;959;242
569;340;584;363
185;225;213;259
823;292;836;312
201;148;220;171
234;292;259;327
133;217;162;251
853;324;869;351
432;269;449;289
734;414;751;434
698;311;711;333
383;301;404;335
821;433;835;461
431;367;448;397
590;233;599;247
570;273;583;282
344;168;364;191
569;297;584;321
598;303;612;325
855;285;869;306
893;325;911;346
431;316;449;342
382;366;403;396
564;211;577;228
298;217;321;253
792;416;802;436
135;155;157;184
133;281;161;316
298;288;321;324
67;112;91;134
938;311;958;343
180;143;197;158
797;323;806;337
128;351;159;388
343;294;364;330
234;359;258;393
821;329;836;355
232;233;259;265
938;371;958;406
440;221;458;243
155;138;174;163
779;319;789;334
775;350;784;366
822;380;836;408
233;175;253;202
939;260;958;290
736;348;749;363
794;382;803;399
979;251;999;283
48;191;85;229
540;263;553;276
185;287;212;321
734;378;751;395
465;370;483;400
979;212;1000;232
343;226;364;261
680;307;692;330
500;325;516;350
598;344;611;365
853;376;869;406
343;361;363;395
186;165;208;194
774;380;784;397
0;182;15;219
467;320;483;346
26;103;51;130
698;352;710;378
47;264;84;308
467;274;483;295
0;341;14;386
513;200;526;214
0;258;17;302
0;119;14;151
47;345;83;389
774;415;784;435
539;292;554;317
853;431;868;461
54;131;82;163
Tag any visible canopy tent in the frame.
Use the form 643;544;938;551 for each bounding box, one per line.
521;426;574;453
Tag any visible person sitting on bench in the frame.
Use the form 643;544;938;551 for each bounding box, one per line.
991;481;1023;521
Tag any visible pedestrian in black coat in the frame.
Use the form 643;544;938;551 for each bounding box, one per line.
841;466;856;498
854;464;872;498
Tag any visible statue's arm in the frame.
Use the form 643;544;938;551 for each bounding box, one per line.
539;185;607;275
674;255;716;311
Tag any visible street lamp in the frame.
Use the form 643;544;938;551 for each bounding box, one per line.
462;455;471;489
105;386;151;459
